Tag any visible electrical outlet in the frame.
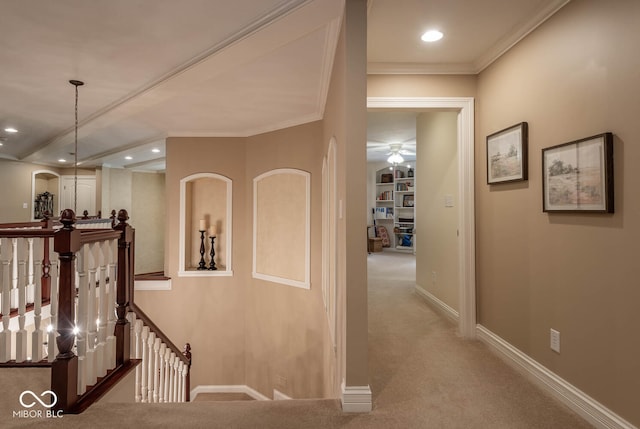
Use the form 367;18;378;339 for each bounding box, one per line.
550;329;560;353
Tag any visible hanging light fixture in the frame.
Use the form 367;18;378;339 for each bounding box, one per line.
69;79;84;214
387;152;404;165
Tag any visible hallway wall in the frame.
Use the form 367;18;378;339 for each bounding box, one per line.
415;112;459;311
476;0;640;424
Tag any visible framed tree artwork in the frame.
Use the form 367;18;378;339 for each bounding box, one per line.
486;122;528;184
542;132;614;213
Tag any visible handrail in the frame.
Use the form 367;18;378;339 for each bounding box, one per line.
0;208;191;408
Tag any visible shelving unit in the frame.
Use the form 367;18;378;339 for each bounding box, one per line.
374;165;415;251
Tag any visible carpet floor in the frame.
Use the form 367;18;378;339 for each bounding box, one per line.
1;251;593;428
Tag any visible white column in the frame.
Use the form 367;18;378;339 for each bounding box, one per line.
85;242;98;386
96;241;108;378
10;238;18;309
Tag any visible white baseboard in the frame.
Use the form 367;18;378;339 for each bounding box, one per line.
273;389;292;400
476;325;636;429
134;279;172;291
341;383;372;412
414;285;459;324
191;385;271;401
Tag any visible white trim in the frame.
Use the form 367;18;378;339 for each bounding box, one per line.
367;97;476;339
476;325;636;429
134;279;172;291
414;285;459;324
341;383;372;413
190;385;270;402
252;168;311;289
273;389;292;400
178;172;233;277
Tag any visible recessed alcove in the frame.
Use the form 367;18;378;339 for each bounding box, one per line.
31;170;60;220
178;173;232;277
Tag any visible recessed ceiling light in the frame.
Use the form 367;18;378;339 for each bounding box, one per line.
125;156;133;160
421;30;443;42
4;127;18;133
58;159;66;163
151;148;160;153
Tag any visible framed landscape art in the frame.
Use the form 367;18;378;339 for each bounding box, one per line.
542;132;614;213
486;122;528;184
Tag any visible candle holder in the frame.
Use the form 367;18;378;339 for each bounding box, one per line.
197;230;207;270
208;235;217;270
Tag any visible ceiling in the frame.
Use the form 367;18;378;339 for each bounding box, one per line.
0;0;569;171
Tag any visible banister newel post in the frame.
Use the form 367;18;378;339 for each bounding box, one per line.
114;209;133;365
51;209;81;412
40;214;51;301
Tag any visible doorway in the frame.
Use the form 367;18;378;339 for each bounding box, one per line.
367;97;476;339
60;175;96;216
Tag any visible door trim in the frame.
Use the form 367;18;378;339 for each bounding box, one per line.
367;97;476;338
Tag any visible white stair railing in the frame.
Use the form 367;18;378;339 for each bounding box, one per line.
0;234;58;363
75;238;119;395
128;312;190;403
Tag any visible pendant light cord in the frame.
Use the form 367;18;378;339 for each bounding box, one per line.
69;80;84;215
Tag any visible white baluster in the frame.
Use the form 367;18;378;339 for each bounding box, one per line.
11;238;18;308
31;255;44;362
85;243;98;386
47;261;59;362
147;331;156;402
0;238;12;362
163;348;171;402
181;362;189;402
140;326;149;402
172;353;180;402
134;319;143;402
177;360;184;402
106;239;117;370
96;241;108;378
158;343;166;403
153;337;161;403
168;352;176;402
76;244;89;395
15;258;28;362
26;238;35;304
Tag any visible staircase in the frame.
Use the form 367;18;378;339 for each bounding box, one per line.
0;209;191;413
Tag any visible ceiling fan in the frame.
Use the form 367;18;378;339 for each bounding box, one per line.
367;142;416;164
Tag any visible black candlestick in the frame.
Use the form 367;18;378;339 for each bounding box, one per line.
209;236;217;270
197;230;207;270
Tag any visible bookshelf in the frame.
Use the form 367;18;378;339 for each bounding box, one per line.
374;165;415;251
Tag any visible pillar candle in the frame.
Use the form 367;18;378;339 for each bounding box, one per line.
199;219;206;231
209;225;217;236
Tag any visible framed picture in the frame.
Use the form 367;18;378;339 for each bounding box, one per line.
486;122;528;184
542;132;613;213
402;194;414;207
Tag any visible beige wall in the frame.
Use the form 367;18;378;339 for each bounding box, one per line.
368;74;477;98
476;0;640;424
322;0;369;393
244;122;329;398
0;159;63;222
132;171;165;274
136;137;248;389
415;112;459;310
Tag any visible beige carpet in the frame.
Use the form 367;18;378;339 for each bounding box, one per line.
1;251;593;428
